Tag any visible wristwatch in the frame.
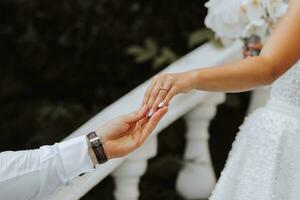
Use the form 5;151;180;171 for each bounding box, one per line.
86;131;108;164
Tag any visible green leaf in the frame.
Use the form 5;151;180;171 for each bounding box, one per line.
126;38;159;63
126;46;145;56
211;37;224;48
161;47;178;61
135;51;155;63
153;54;168;69
145;38;158;55
152;47;178;69
188;28;215;48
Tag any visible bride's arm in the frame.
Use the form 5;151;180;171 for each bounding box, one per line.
143;0;300;109
191;0;300;92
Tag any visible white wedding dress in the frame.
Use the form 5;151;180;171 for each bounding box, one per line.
209;60;300;200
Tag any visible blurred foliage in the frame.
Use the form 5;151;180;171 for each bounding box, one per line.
188;28;222;48
126;28;222;69
127;38;159;64
0;0;210;150
126;38;179;69
0;0;250;199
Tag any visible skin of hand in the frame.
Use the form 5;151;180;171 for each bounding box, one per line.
95;105;168;159
143;0;300;110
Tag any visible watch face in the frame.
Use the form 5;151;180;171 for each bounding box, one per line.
92;140;101;147
87;131;97;139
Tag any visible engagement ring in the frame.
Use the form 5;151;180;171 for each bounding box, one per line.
159;87;169;91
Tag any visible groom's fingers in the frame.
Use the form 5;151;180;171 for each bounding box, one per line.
123;106;148;123
136;118;148;128
140;106;168;142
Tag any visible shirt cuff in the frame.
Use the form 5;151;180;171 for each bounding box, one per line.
57;136;94;182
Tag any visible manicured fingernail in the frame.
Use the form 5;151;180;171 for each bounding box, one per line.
158;102;164;108
147;108;154;118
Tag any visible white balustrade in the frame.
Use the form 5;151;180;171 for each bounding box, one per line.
50;41;244;200
176;93;225;199
113;136;158;200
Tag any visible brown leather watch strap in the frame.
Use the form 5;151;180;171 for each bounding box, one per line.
87;131;108;164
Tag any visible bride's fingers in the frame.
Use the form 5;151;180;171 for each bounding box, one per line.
248;43;263;50
160;87;177;107
140;106;168;143
152;90;168;111
147;80;162;107
143;79;157;106
152;81;172;111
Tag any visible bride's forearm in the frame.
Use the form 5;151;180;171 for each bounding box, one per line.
188;0;300;93
143;0;300;108
189;56;278;93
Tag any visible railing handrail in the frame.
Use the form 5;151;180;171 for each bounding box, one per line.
50;41;243;200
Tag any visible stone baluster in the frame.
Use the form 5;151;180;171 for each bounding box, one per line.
112;136;157;200
176;93;225;199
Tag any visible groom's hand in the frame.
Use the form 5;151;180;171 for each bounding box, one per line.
96;105;168;159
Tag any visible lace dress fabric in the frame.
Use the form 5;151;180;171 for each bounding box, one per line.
209;60;300;200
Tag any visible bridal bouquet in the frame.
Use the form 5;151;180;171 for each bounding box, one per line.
204;0;288;46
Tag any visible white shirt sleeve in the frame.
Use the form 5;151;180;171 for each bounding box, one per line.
0;136;95;200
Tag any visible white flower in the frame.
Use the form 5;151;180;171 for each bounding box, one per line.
205;0;248;42
242;0;265;21
262;0;288;21
204;0;289;46
243;19;269;38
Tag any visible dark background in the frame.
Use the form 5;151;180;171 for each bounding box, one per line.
0;0;250;199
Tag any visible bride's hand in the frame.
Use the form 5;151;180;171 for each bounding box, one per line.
142;72;194;112
243;42;263;58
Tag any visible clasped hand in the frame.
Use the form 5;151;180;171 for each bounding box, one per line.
98;72;195;160
98;105;168;159
142;72;195;116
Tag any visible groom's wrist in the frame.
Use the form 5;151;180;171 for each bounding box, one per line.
101;142;112;159
86;137;99;166
95;128;113;159
86;131;108;165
